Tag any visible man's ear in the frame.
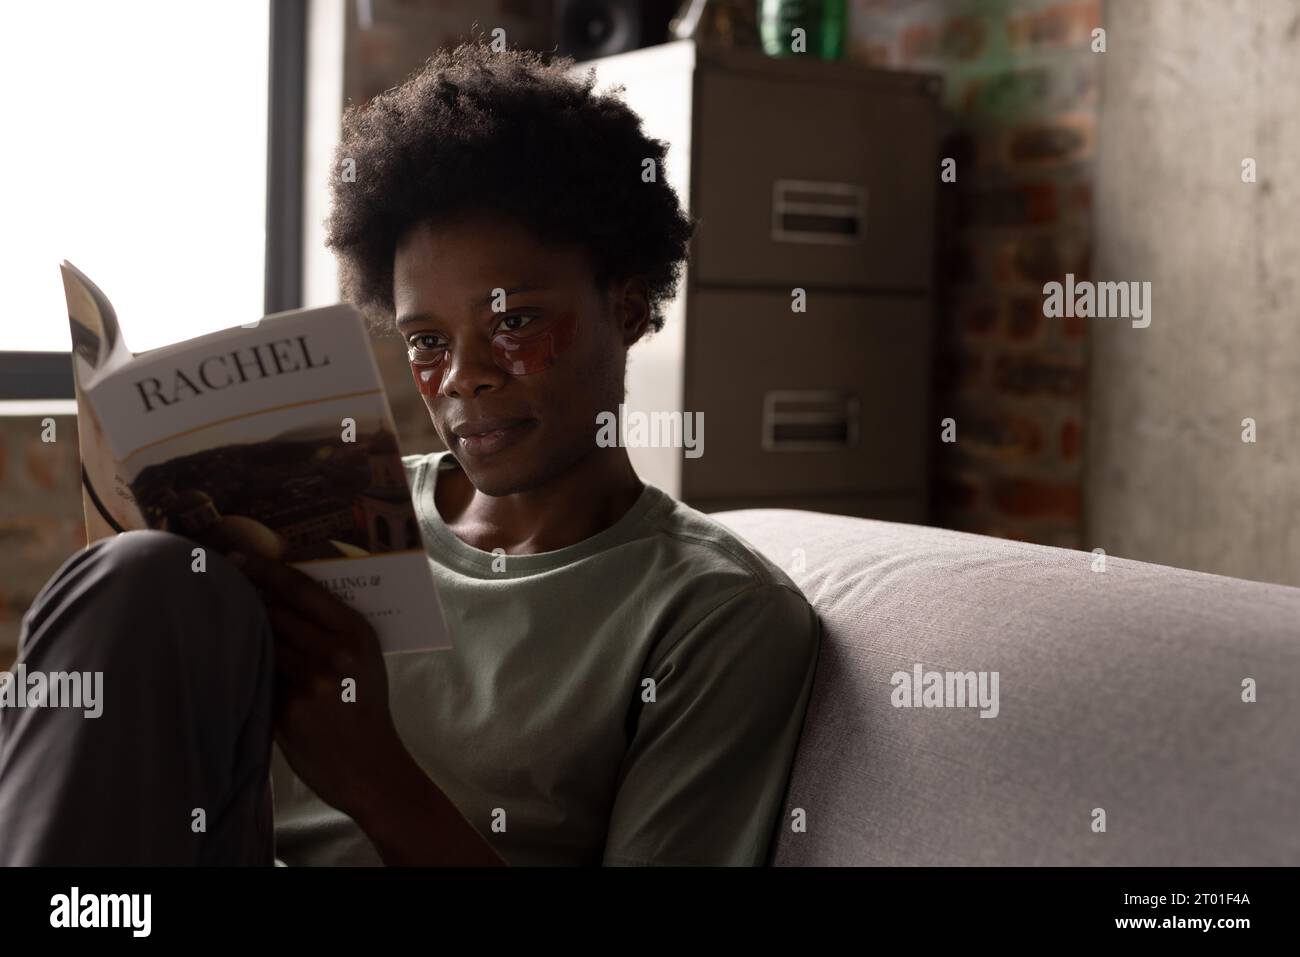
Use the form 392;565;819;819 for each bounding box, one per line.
611;276;652;347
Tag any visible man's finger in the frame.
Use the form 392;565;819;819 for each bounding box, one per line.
265;598;340;658
230;551;368;633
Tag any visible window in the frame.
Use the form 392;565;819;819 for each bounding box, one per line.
1;1;270;357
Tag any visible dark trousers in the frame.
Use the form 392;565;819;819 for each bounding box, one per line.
0;530;276;865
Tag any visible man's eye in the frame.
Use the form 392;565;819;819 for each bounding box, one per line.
408;334;446;354
499;314;536;333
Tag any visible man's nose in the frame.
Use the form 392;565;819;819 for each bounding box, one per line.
439;334;508;399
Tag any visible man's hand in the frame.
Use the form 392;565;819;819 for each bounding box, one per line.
227;550;506;866
227;550;405;821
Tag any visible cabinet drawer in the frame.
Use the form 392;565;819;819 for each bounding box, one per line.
681;289;931;499
692;71;938;290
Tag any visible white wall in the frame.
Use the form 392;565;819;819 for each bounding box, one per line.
1086;0;1300;585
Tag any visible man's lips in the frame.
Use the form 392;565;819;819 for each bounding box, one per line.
448;417;536;457
450;417;533;439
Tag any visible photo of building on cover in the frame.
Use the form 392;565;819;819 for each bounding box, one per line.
130;424;420;562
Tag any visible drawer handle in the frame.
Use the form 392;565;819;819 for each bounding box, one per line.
762;390;860;451
771;179;867;245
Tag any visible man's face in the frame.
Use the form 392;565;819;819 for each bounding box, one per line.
393;212;637;496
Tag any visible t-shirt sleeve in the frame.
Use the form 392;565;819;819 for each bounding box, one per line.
601;581;821;866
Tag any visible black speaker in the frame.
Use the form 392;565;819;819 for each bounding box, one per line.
553;0;678;61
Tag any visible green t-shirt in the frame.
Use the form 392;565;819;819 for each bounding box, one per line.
270;451;820;866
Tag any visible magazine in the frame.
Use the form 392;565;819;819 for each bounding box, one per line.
60;261;450;655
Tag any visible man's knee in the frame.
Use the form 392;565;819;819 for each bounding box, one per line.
21;530;269;667
93;529;220;580
86;529;261;610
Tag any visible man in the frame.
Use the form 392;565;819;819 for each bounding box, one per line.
0;42;819;867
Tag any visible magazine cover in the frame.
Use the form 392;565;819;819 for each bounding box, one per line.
60;261;449;655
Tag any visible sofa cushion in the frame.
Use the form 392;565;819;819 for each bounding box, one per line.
713;509;1300;865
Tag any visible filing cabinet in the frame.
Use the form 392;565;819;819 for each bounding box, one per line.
693;71;937;291
578;40;939;520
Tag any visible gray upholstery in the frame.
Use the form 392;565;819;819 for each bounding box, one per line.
712;509;1300;866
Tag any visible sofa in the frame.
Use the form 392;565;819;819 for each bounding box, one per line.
713;509;1300;866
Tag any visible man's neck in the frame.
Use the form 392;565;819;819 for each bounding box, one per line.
434;448;644;555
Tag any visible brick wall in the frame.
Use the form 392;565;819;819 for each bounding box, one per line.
850;0;1100;547
0;414;84;669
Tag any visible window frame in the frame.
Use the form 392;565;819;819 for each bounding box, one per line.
0;0;306;402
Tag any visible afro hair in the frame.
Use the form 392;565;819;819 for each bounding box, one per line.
324;41;696;335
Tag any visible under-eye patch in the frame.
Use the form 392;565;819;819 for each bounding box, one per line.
410;356;446;397
490;311;578;375
408;312;578;396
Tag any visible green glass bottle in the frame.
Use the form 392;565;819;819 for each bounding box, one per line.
759;0;846;60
